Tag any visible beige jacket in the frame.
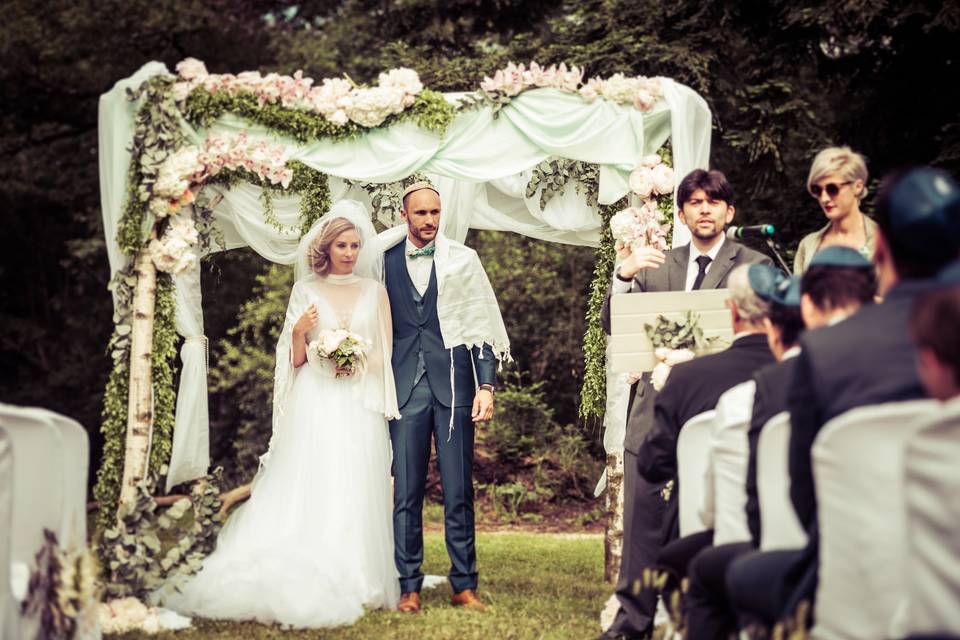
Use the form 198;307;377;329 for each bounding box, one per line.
793;215;878;274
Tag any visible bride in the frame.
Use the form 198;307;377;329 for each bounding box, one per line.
161;201;400;627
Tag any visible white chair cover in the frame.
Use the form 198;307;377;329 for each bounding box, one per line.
0;429;18;640
757;412;807;551
0;404;97;639
677;410;716;537
902;396;960;636
708;381;755;545
811;399;939;640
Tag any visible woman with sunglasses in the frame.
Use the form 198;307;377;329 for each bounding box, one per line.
794;146;877;273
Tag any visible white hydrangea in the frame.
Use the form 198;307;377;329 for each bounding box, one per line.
149;215;199;275
378;68;423;97
346;86;405;127
153;147;202;200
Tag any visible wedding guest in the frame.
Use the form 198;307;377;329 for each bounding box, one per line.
793;146;877;274
910;261;960;401
598;170;771;640
652;265;793;618
664;249;874;638
729;167;960;629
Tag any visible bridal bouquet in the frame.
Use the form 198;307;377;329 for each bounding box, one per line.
308;329;372;378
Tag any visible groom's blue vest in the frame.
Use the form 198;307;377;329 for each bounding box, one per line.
384;242;495;408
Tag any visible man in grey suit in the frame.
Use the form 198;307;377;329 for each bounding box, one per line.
599;169;772;640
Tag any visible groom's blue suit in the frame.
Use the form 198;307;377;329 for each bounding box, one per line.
384;242;496;594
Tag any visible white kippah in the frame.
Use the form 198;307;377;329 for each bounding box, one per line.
401;181;440;201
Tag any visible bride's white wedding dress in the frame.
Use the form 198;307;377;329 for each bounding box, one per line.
161;274;401;628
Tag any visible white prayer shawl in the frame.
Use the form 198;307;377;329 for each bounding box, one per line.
376;224;511;364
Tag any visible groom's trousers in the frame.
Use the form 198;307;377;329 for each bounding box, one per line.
390;375;477;594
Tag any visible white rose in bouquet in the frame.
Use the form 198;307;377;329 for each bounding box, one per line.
309;329;372;378
347;86;404;127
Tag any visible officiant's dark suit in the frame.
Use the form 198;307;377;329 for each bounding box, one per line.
599;171;770;638
384;241;496;596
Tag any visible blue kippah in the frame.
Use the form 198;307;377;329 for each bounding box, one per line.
937;259;960;286
747;264;786;302
887;167;960;257
769;275;801;307
808;246;873;270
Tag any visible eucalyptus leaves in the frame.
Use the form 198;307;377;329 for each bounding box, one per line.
525;158;599;210
100;467;224;601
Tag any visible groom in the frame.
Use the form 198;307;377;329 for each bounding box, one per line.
383;182;499;613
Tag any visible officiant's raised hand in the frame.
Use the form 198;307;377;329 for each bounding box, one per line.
615;242;666;280
472;388;494;423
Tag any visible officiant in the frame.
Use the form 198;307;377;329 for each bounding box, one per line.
598;169;771;640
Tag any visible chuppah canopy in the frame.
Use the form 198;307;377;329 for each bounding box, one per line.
98;60;711;494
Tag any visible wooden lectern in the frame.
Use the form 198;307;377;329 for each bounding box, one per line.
609;289;734;373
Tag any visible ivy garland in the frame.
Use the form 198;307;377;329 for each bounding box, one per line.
182;87;456;144
579;198;624;420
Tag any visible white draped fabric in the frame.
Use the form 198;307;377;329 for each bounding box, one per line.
98;62;712;488
0;404;98;639
0;430;16;640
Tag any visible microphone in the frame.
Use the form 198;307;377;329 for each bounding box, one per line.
726;224;776;240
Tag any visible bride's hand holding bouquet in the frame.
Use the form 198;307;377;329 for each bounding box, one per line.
308;329;373;378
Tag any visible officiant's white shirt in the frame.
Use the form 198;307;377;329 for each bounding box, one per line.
405;238;435;296
611;235;726;293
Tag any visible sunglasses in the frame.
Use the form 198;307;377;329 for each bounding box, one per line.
810;181;852;198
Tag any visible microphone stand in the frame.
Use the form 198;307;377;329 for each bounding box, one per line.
765;237;793;275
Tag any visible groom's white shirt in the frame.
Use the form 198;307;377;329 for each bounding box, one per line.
404;238;435;296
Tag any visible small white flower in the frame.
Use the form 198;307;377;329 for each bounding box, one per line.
176;58;208;81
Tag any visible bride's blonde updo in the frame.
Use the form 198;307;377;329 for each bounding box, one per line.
309;217;359;277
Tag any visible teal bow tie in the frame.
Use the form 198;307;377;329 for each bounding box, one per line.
407;245;436;259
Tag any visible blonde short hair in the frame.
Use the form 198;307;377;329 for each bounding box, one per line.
309;217;358;277
807;146;869;200
727;265;771;326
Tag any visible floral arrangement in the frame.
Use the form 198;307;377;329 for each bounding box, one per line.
628;153;675;200
579;73;662;111
472;61;662;115
642;312;718;391
173;58;424;129
149;132;292;222
148;214;199;275
21;529;100;640
308;329;372;378
98;597;191;634
610;203;671;253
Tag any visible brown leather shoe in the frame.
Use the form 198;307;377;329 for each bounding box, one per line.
397;592;420;613
450;589;487;611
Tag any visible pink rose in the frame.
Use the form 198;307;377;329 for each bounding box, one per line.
629;168;655;199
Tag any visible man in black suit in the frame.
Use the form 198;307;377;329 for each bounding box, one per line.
728;167;960;628
682;248;875;638
599;170;772;640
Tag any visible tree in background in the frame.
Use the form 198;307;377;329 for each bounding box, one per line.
1;0;957;495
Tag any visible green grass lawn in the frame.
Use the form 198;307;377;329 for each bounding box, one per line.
109;531;608;639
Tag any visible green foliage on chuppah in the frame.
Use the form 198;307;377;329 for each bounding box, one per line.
525;158;600;210
182;87;456;143
99;466;223;599
579;197;625;420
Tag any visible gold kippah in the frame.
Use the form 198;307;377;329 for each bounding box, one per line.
401;181;440;201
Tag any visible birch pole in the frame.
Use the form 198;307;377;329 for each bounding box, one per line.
604;451;625;583
118;248;157;509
